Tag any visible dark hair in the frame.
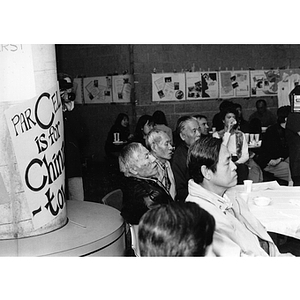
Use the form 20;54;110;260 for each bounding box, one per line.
152;110;168;126
256;99;267;108
114;113;129;126
187;137;222;184
220;105;238;121
219;100;233;111
138;201;215;256
277;105;291;124
194;114;207;120
134;115;154;140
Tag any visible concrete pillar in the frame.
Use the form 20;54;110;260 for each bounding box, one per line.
0;44;67;239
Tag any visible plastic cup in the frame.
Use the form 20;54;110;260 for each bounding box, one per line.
254;133;260;142
243;180;253;193
249;134;254;143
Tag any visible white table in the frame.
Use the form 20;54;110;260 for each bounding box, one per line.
227;182;300;240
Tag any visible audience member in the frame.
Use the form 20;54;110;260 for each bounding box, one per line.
138;201;215;256
186;137;291;256
172;116;200;202
194;114;210;138
212;100;234;131
172;115;190;149
286;85;300;186
145;129;176;199
119;142;172;225
132;115;154;147
256;105;292;184
105;113;133;159
59;73;86;201
152;110;173;145
249;99;276;128
212;106;250;184
233;102;250;133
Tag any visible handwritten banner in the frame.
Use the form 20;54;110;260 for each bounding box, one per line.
4;84;66;229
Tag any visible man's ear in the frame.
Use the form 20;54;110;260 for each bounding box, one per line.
201;165;212;180
129;166;138;175
179;132;185;141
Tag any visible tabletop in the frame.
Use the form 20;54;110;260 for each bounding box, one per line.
227;182;300;240
0;201;126;256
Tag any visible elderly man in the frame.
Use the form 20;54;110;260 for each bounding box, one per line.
171;116;200;202
145;129;176;200
186;137;291;256
119;142;173;225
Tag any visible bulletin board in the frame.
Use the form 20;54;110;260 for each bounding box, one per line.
186;71;219;100
250;69;280;97
112;74;133;103
219;70;250;98
152;73;186;101
73;76;113;104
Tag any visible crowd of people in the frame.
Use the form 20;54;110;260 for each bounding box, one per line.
60;73;298;257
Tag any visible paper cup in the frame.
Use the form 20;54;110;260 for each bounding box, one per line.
243;180;253;193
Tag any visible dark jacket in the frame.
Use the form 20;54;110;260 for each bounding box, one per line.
105;124;131;158
120;175;172;225
286;113;300;177
256;123;289;170
171;142;189;202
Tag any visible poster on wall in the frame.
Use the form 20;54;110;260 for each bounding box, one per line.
277;69;300;106
186;71;219;100
74;76;113;104
112;74;133;103
152;73;186;101
250;69;280;97
219;70;250;98
4;85;66;229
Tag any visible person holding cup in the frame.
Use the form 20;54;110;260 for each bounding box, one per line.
213;106;263;183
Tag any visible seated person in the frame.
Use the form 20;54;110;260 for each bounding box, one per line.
233;102;250;133
145;129;176;200
119;142;173;225
256;105;292;184
186;137;292;256
212;106;250;184
212;100;234;131
194;114;210;138
249;99;276;128
132;115;154;147
172;116;201;202
105;113;133;159
152;110;173;145
138;201;215;256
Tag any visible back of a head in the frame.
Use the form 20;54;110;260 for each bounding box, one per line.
138;201;215;256
145;129;164;150
152;110;168;126
277;105;291;124
187;137;222;184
